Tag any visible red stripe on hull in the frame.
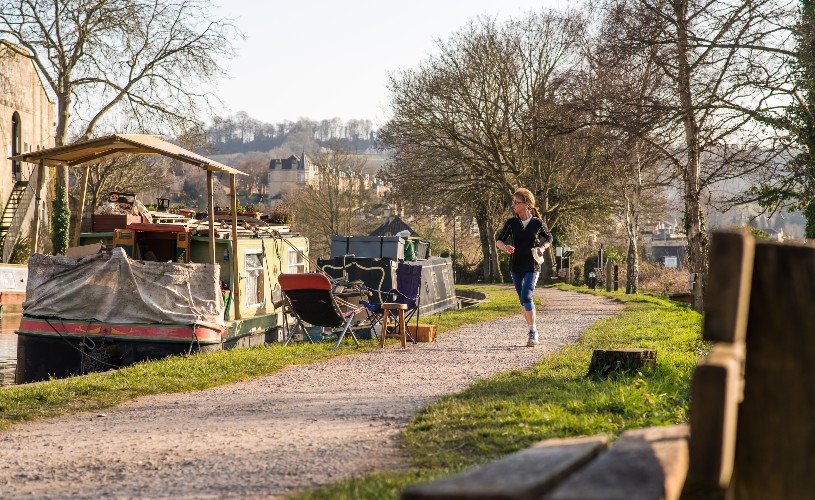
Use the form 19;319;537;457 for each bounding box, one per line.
17;317;224;343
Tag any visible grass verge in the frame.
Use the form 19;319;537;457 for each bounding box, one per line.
294;285;704;499
0;284;520;430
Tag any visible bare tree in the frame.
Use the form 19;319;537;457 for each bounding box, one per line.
379;11;615;281
72;155;173;221
287;144;376;258
582;3;678;293
0;0;241;253
609;0;786;309
235;111;251;143
233;152;269;199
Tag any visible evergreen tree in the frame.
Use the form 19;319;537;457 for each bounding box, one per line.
793;1;815;237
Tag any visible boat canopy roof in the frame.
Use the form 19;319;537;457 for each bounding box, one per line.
8;133;245;175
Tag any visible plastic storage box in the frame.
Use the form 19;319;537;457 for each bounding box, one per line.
331;235;405;260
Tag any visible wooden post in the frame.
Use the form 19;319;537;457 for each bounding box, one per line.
684;230;754;496
30;160;45;255
605;260;612;292
230;174;241;320
730;240;815;499
206;169;215;265
72;167;90;247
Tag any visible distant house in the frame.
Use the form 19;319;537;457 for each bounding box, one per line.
641;221;688;268
369;215;416;237
266;154;318;201
766;227;785;241
266;151;390;203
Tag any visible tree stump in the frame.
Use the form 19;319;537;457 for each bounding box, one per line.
588;348;657;377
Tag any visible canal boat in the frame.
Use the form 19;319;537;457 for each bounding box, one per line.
317;235;459;321
9;134;309;383
15;224;308;383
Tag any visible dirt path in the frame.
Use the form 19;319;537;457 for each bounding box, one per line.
0;288;622;499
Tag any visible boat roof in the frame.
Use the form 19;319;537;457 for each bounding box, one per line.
126;223;189;233
8;133;244;175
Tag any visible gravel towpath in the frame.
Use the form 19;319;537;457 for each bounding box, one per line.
0;288;622;499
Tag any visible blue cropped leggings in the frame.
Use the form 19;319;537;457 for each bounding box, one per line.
511;271;539;311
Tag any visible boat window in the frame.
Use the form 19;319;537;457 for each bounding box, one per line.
245;251;264;306
288;247;306;273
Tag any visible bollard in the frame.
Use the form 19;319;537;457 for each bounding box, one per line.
605;261;612;292
614;265;619;291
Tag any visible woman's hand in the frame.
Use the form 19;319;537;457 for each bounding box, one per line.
495;240;515;254
498;242;515;254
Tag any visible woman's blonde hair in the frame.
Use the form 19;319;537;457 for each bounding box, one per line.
514;188;541;218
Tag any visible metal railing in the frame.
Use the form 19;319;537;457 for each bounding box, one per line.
1;164;39;262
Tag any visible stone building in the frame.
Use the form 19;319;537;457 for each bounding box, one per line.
0;42;56;261
266;152;390;202
266;154;317;201
641;221;688;268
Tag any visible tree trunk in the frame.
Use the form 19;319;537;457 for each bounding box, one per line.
487;217;501;283
806;200;815;239
475;211;493;282
625;151;642;294
625;196;639;294
52;93;72;255
675;0;708;311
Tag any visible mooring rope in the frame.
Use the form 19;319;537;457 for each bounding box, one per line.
42;318;121;370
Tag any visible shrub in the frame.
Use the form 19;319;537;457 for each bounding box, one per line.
638;259;688;294
9;233;30;264
267;203;294;225
572;264;584;285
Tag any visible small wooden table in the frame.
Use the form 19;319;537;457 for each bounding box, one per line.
380;303;408;348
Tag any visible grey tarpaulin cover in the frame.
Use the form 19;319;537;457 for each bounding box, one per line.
23;247;225;329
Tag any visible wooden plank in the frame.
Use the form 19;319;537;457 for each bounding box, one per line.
230;173;241;320
400;436;608;500
547;425;689;500
30;160;44;255
206;169;215;265
702;230;755;343
684;343;744;496
730;241;815;499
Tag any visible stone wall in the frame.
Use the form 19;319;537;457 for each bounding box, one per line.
0;42;56;245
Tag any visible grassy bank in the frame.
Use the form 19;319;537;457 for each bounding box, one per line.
0;284;519;430
296;285;704;499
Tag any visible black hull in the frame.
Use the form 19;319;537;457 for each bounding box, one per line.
15;333;221;384
14;313;283;384
15;329;279;384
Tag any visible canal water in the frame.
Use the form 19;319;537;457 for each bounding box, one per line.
0;314;20;386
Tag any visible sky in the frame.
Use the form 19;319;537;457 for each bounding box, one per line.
211;0;575;128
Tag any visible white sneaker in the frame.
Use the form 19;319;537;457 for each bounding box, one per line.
527;330;538;347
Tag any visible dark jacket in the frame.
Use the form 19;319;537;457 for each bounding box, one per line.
496;216;553;273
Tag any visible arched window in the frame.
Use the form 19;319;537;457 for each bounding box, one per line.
11;112;21;179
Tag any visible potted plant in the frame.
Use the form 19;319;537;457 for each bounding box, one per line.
239;203;260;218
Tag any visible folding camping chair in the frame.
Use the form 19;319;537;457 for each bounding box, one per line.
362;262;422;344
279;273;368;349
